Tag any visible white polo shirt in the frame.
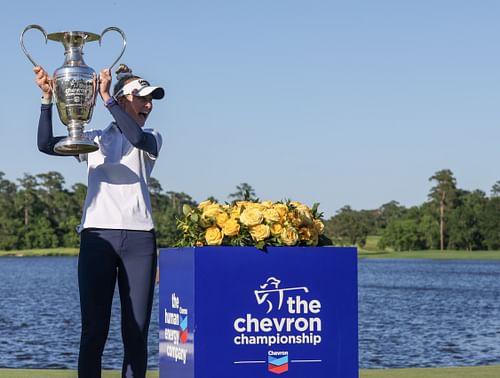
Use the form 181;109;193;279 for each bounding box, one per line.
77;122;162;232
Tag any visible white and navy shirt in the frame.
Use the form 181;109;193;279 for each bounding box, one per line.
77;122;162;232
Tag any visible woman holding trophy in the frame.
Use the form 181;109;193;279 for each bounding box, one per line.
34;63;165;378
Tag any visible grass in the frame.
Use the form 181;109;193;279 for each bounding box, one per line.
360;365;500;377
358;249;500;260
2;235;500;261
0;370;158;378
2;241;500;260
1;366;500;378
0;248;78;257
357;235;500;260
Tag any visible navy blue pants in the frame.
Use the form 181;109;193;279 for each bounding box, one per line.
77;228;157;378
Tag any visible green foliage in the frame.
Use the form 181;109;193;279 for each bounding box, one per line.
378;218;425;251
324;205;370;247
3;168;500;253
228;182;257;201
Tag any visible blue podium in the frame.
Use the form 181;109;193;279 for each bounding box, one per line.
159;246;358;378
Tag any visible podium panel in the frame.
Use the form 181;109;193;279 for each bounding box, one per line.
159;246;358;378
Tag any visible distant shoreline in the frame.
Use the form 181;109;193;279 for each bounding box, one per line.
2;247;500;260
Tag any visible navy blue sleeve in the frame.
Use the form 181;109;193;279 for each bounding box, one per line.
37;104;67;156
107;100;158;157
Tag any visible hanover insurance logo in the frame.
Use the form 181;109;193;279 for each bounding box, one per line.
232;277;323;374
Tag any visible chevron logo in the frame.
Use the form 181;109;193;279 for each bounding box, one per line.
268;353;289;374
179;315;188;344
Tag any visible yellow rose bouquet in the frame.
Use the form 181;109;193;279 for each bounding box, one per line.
175;200;332;249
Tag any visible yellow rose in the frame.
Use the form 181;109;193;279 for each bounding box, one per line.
263;208;281;223
313;219;325;234
300;227;319;246
299;227;312;241
198;200;215;210
290;201;308;211
280;227;299;246
205;226;224;245
287;210;303;227
198;200;213;210
223;218;241;237
249;224;271;242
216;212;229;228
240;207;264;226
310;228;319;246
299;209;314;226
202;204;223;219
195;240;204;247
273;204;289;221
261;200;273;209
270;222;283;236
230;206;242;220
236;201;250;208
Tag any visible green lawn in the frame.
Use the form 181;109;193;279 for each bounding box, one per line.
0;370;158;378
358;235;500;260
2;366;500;378
360;365;500;377
3;243;500;260
0;248;78;257
358;249;500;260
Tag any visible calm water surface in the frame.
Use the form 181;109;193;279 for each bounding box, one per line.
0;257;158;369
0;257;499;369
359;259;500;368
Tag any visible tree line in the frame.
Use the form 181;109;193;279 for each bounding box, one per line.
0;173;260;250
1;169;499;251
326;169;500;251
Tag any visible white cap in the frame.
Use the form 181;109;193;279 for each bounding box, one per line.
115;78;165;99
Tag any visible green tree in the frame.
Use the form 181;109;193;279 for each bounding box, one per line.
21;217;58;249
17;173;39;227
325;205;370;247
154;190;196;247
375;201;407;233
418;207;439;249
378;218;424;251
428;169;457;251
0;172;20;250
491;181;500;197
447;190;486;251
480;195;500;250
228;183;257;201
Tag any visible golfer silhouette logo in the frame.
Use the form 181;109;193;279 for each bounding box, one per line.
254;277;309;314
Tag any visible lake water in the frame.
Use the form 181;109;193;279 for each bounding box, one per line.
0;257;499;370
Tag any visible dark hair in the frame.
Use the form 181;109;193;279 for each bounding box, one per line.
113;63;141;96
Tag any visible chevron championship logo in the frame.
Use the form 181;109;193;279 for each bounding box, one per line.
232;277;323;373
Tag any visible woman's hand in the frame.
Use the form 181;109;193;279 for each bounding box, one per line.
99;68;112;103
34;65;52;100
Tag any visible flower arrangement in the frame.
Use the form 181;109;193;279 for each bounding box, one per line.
176;200;332;249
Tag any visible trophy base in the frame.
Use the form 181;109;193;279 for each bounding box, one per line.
54;138;99;156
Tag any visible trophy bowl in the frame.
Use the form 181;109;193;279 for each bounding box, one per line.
21;25;126;155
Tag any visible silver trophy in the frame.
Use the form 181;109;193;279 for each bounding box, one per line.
20;25;126;155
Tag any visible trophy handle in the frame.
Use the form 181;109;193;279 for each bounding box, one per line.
99;27;127;70
20;24;48;67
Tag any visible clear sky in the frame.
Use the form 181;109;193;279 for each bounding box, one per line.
2;0;500;218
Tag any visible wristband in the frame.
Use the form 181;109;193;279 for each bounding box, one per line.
105;97;117;107
41;96;53;105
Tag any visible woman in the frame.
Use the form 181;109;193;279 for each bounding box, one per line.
34;63;165;378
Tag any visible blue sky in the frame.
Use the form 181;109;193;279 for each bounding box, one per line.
2;1;500;218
